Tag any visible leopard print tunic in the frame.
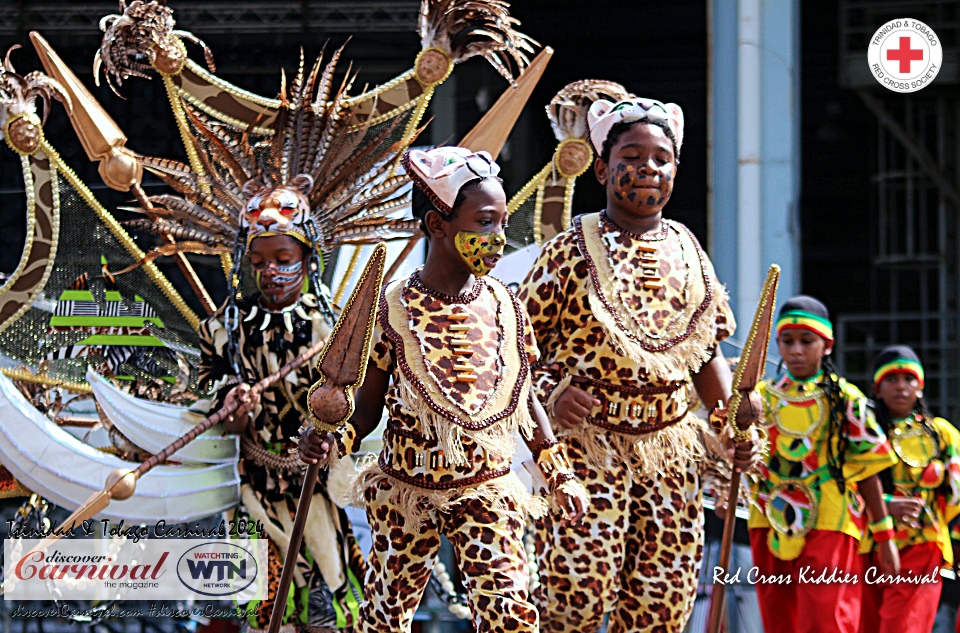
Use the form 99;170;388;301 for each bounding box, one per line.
352;271;543;632
519;212;735;632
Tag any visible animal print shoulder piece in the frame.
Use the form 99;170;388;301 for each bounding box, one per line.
575;212;724;379
379;274;535;464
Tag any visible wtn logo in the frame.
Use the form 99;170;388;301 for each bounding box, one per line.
177;543;259;597
185;558;247;581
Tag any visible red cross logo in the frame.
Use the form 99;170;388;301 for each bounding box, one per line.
887;36;924;73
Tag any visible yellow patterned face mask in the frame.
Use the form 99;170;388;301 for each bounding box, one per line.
454;231;505;276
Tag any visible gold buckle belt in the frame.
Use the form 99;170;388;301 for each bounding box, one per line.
380;427;510;489
572;377;691;435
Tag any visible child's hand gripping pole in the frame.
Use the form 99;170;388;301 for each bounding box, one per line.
267;243;386;633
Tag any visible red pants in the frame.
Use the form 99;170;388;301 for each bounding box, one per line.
750;528;862;633
859;541;943;633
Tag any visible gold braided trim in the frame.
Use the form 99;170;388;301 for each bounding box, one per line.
0;154;37;297
398;88;433;154
1;368;92;394
333;246;363;306
219;251;233;283
561;176;576;233
41;140;200;329
175;88;275;136
532;175;548;245
0;151;60;335
347;98;418;132
184;59;281;109
342;68;417;109
508;162;550;214
162;74;208;186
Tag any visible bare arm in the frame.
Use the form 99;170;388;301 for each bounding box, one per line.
299;360;388;464
860;474;901;575
691;348;733;410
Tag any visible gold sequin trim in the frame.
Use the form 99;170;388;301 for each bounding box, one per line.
175;88;275;137
41;140;200;329
1;368;92;394
507;162;550;215
342;68;417;109
184;59;281;109
161;74;208;188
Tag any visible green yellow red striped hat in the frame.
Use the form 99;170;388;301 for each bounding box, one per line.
776;295;833;342
872;345;925;389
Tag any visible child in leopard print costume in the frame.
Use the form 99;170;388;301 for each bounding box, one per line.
300;146;586;633
518;95;762;632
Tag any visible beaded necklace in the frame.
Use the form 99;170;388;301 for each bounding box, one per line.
402;271;507;415
598;214;693;341
767;371;828;438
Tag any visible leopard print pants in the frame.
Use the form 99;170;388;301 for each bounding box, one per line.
534;435;703;632
356;476;539;632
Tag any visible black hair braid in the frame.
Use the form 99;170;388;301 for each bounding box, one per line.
819;355;851;494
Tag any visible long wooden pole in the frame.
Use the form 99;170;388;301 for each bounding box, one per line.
706;473;740;633
26;338;326;552
267;461;322;633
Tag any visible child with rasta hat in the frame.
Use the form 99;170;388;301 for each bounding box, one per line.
518;94;762;632
300;146;587;633
858;345;960;633
747;296;899;633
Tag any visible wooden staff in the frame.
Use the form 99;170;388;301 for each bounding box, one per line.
20;337;328;562
706;264;779;633
267;243;386;633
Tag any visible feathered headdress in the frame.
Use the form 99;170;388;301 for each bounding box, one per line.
418;0;537;85
126;48;419;257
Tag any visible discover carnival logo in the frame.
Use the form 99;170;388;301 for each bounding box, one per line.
4;539;266;601
868;18;942;93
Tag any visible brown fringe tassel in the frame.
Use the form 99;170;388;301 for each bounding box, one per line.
561;413;707;479
585;281;721;380
344;459;547;530
397;378;536;466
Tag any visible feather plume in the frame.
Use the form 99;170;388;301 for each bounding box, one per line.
546;80;630;141
418;0;538;83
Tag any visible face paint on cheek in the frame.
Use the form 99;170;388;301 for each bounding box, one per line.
454;231;506;276
256;260;305;303
610;162;632;201
272;260;303;284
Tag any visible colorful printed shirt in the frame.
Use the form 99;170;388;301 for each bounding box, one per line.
517;212;734;472
860;415;960;565
748;373;897;556
368;271;539;490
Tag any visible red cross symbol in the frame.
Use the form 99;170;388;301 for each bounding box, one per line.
887;36;924;73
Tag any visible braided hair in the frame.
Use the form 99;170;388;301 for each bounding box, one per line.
819;354;852;494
